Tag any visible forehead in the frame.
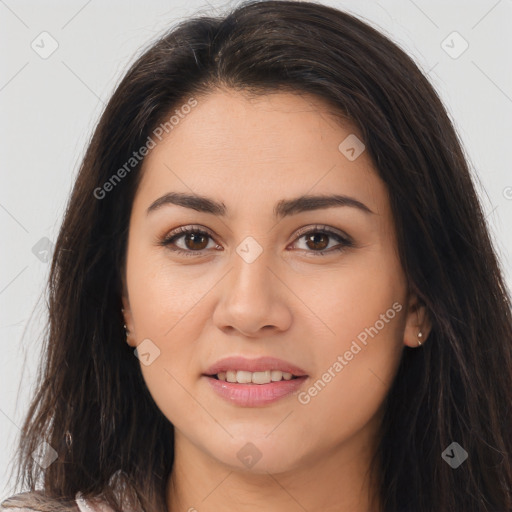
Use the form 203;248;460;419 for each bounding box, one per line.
134;89;389;219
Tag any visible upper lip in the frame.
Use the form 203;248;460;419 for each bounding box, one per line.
204;356;308;377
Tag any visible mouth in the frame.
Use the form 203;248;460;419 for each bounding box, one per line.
204;355;308;379
207;370;301;384
202;356;309;407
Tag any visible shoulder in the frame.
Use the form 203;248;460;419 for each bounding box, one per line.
0;491;115;512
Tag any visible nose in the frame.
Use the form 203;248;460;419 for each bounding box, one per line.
212;246;293;338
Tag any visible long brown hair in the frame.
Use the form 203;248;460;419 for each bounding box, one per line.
4;1;512;511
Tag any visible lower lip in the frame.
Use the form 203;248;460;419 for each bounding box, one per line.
204;375;308;407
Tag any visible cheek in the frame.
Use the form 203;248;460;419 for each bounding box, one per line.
126;238;214;338
292;255;405;439
125;248;212;425
293;250;405;346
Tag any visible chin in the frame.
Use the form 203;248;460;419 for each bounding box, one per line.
203;435;306;475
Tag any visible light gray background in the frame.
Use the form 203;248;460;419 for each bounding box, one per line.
1;0;511;498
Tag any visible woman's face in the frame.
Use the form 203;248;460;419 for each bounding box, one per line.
122;89;428;475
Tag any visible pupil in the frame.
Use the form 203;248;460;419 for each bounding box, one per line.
307;233;328;250
186;233;207;250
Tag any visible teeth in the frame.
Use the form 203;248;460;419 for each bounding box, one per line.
216;370;296;384
252;370;271;384
271;370;282;381
236;370;252;384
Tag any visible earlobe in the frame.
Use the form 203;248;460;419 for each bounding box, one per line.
121;295;136;347
403;293;432;348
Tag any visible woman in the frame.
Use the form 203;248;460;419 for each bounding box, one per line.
2;1;511;511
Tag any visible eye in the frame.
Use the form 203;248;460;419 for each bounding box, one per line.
158;224;353;257
158;225;220;257
290;224;354;256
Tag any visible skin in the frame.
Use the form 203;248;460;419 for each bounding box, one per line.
121;88;431;512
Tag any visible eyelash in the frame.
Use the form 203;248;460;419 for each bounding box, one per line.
158;224;354;258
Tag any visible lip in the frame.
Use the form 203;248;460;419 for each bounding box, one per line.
202;356;309;407
204;375;308;407
203;356;308;377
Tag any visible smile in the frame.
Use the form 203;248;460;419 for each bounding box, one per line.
214;370;298;384
204;374;308;407
203;355;309;406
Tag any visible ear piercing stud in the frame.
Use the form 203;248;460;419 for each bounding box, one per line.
417;331;423;346
65;430;72;449
122;308;131;338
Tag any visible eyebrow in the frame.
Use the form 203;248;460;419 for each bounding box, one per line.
146;191;375;218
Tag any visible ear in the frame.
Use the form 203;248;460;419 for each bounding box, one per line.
403;291;432;348
121;280;137;348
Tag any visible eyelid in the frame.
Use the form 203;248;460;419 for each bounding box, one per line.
157;224;220;255
167;224;216;238
158;223;354;256
161;223;352;243
292;224;353;244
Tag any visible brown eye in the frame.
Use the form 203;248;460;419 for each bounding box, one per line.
182;232;209;251
160;224;353;258
160;226;218;257
292;226;353;256
304;232;330;251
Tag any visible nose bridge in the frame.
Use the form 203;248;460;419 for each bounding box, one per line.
229;234;275;301
213;233;291;335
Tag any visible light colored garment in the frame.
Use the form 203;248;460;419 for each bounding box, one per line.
0;491;115;511
0;471;144;512
0;471;145;512
75;493;117;512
